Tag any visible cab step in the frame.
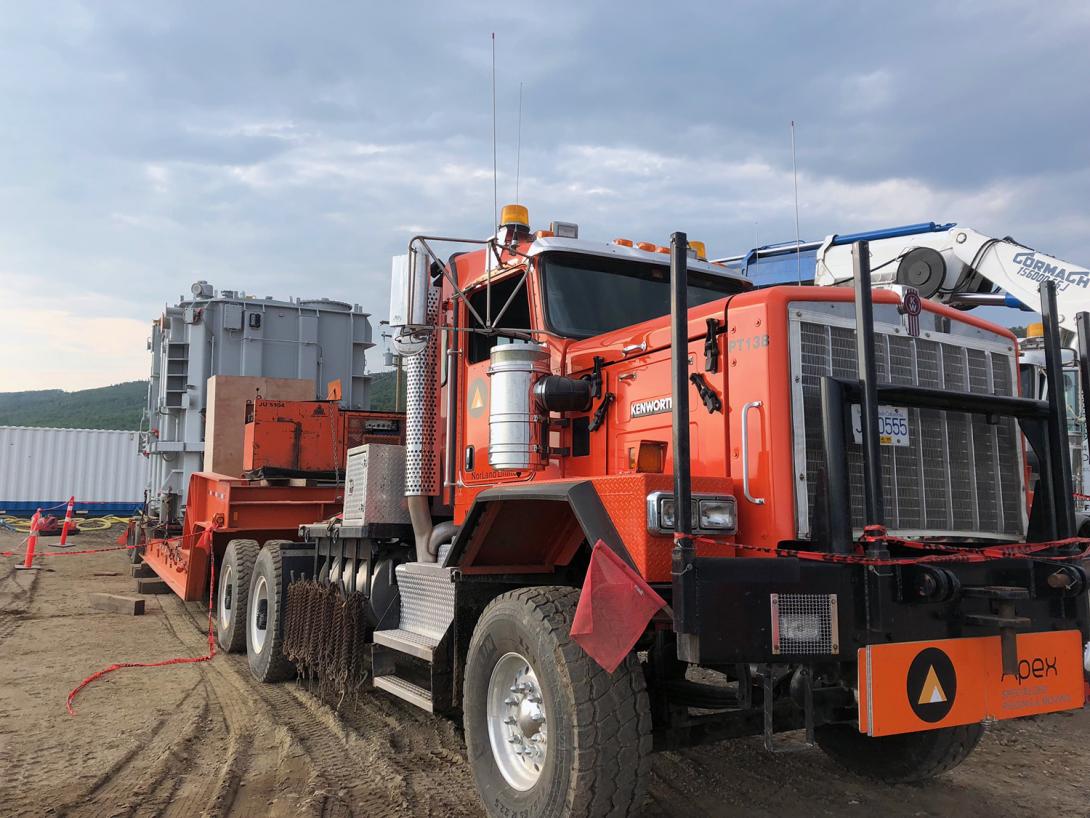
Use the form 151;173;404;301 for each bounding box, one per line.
370;561;456;714
373;674;433;712
373;627;442;661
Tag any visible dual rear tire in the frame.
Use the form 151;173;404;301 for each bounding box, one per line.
215;538;296;683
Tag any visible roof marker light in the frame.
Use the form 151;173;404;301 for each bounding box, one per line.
689;240;707;260
636;241;657;252
613;238;634;247
550;221;579;239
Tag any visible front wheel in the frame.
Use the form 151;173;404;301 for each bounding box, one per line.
816;722;985;783
463;586;652;818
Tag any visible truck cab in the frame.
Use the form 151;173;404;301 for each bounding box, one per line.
235;204;1089;818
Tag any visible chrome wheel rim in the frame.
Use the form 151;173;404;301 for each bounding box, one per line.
487;651;547;791
250;575;268;653
219;564;234;629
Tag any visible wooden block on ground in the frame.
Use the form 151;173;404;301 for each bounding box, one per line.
130;562;156;578
134;577;171;595
90;593;146;616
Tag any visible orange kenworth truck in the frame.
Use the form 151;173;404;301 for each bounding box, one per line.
201;205;1089;817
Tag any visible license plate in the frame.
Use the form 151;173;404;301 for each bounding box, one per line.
851;405;909;446
857;630;1085;737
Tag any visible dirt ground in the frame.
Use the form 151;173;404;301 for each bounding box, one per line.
0;527;1087;818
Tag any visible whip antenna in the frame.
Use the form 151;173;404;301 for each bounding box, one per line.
515;81;523;204
791;119;802;285
491;33;498;231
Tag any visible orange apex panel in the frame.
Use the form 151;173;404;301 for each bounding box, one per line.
857;630;1085;737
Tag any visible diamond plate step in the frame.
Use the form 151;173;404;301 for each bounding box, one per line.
374;627;441;661
395;562;454;640
373;674;433;712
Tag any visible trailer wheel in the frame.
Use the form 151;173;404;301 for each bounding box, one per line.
463;586;652;818
815;722;985;783
216;538;260;653
246;542;295;682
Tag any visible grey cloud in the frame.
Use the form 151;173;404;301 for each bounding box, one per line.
0;0;1088;389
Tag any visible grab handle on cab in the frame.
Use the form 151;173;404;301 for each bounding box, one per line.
741;400;765;505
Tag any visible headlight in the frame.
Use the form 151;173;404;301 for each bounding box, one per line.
698;498;736;531
646;492;736;535
658;497;676;529
779;613;822;643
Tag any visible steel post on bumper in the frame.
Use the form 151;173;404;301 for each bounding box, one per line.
852;241;886;555
1040;280;1076;538
819;377;852;553
669;232;697;655
1076;312;1090;513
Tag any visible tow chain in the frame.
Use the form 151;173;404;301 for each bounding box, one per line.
687;526;1090;567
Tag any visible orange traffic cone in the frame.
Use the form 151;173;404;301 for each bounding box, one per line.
59;496;75;545
20;509;41;570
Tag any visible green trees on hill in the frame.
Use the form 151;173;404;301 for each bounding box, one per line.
0;372;402;431
0;381;147;430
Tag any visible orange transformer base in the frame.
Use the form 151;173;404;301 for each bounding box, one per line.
242;399;405;478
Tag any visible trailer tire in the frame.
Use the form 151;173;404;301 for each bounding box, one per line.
815;722;985;783
463;586;652;818
246;542;295;682
216;538;260;653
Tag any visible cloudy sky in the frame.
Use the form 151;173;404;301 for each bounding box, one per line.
2;1;1088;390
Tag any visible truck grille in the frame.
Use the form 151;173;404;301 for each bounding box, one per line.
791;309;1025;540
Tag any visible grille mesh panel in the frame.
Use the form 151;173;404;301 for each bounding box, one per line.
795;318;1023;538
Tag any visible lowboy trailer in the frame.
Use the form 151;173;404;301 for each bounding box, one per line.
213;206;1089;818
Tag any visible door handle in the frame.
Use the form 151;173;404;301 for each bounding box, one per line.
622;342;646;357
741;401;765;505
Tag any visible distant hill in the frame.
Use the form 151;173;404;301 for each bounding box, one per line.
0;381;147;430
0;371;402;431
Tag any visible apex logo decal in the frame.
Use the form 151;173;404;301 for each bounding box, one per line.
468;379;488;419
630;395;672;419
917;666;947;705
907;647;957;722
1003;655;1059;686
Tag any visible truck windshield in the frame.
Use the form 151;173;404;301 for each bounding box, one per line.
539;251;743;338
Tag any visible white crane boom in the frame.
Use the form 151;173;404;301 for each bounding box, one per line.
814;226;1090;330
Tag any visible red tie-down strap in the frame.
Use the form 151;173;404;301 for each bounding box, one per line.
66;525;219;715
691;529;1090;567
570;540;667;673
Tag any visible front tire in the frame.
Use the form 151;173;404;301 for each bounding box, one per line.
216;538;259;653
816;722;985;783
463;586;652;818
246;542;296;682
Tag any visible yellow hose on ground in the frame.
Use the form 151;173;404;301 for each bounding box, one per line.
1;515;132;532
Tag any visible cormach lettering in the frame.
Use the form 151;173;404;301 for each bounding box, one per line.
1012;252;1090;289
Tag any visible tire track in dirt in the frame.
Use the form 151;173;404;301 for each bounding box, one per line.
49;677;207;818
170;593;481;817
0;560;42;645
